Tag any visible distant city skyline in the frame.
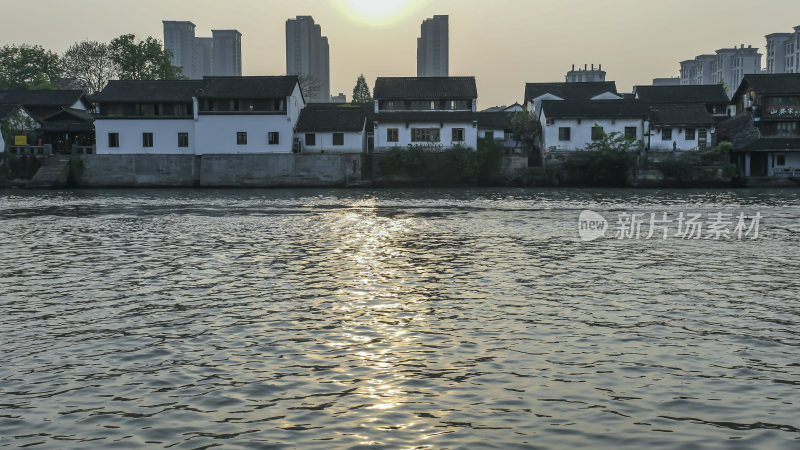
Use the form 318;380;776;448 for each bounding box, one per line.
2;0;800;107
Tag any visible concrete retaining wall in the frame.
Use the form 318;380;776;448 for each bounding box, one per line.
75;155;200;187
199;154;363;187
74;154;364;188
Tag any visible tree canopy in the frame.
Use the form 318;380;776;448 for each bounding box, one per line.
109;34;185;81
0;44;63;90
61;41;118;94
352;74;372;104
510;110;541;152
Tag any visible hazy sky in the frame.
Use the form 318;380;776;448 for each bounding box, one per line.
2;0;800;108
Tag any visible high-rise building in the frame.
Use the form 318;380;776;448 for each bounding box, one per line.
679;46;761;94
566;64;606;83
286;16;331;103
163;21;196;78
765;26;800;74
212;30;242;77
417;15;449;77
194;37;214;79
164;21;242;79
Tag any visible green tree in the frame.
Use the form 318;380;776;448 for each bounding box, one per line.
352;74;372;104
0;44;62;90
61;41;118;94
510;110;541;152
561;129;641;186
109;34;185;81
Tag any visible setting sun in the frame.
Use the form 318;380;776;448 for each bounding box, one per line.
335;0;421;25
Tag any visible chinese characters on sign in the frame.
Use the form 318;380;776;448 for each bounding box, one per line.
579;210;762;242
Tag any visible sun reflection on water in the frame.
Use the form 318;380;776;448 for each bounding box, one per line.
320;197;429;440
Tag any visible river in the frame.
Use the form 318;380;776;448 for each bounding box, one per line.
1;188;799;449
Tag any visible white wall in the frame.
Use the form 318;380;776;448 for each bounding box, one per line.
95;119;196;154
195;115;295;154
773;152;800;168
375;120;478;151
540;112;645;152
478;128;504;140
300;129;365;154
648;126;714;151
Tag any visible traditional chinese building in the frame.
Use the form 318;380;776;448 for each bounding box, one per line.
728;73;800;178
373;77;478;152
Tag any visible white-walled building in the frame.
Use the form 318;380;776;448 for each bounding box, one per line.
93;76;304;155
373;77;478;151
648;105;715;151
524;82;621;118
296;106;367;154
539;101;650;153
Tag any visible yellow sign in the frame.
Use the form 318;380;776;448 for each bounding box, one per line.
14;136;27;146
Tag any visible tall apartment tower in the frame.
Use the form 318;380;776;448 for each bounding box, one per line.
417;15;449;77
212;30;242;76
194;37;214;79
286;16;331;103
163;21;196;78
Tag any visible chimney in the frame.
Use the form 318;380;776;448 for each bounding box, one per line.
599;64;602;71
591;64;594;70
572;64;575;71
585;64;588;70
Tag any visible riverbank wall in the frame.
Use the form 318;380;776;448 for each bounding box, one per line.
65;154;365;188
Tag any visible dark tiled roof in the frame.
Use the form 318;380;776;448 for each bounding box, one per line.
40;108;95;123
92;80;203;103
0;104;22;121
524;82;618;102
296;107;366;132
736;137;800;152
0;90;88;107
477;111;514;129
649;104;714;126
540;100;650;119
732;74;800;100
198;76;299;99
634;85;729;104
374;77;477;100
375;111;477;122
93;77;300;103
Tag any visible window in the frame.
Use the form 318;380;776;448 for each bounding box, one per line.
453;128;465;142
624;127;637;140
777;154;786;166
559;127;571;141
237;132;247;145
484;131;495;140
268;132;280;145
178;133;189;148
333;133;344;146
662;128;673;140
305;133;316;146
411;128;441;143
142;132;153;147
387;128;399;143
546;118;555;125
591;126;604;141
685;128;696;140
108;133;119;148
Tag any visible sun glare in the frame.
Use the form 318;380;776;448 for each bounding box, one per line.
336;0;420;25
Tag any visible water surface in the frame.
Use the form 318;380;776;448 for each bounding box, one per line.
1;188;799;449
